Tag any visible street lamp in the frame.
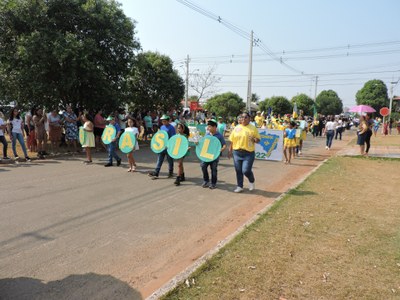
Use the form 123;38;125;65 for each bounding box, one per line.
389;79;399;121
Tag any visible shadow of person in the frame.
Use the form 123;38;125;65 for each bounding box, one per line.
0;273;142;300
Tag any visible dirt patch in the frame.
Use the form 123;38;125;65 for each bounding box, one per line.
164;156;400;299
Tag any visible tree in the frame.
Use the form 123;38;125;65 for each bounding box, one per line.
355;79;389;112
315;90;343;115
251;93;260;103
0;0;139;110
291;94;315;116
128;51;185;112
189;66;221;102
259;96;292;116
203;92;245;119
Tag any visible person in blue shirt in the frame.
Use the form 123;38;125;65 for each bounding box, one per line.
148;114;176;179
200;119;227;189
104;116;122;167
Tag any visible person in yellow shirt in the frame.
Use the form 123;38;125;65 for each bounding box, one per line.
254;111;264;128
228;112;261;193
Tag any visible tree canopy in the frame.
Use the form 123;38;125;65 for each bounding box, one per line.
291;93;315;116
0;0;140;110
204;92;245;119
259;96;292;116
355;79;389;112
128;51;185;112
315;90;343;115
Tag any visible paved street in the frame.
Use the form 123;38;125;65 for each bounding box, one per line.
0;134;347;299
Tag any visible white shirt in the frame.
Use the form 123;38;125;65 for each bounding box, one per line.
125;127;139;150
325;121;337;131
9;118;23;134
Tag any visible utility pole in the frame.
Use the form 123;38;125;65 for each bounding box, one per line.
246;30;253;113
314;76;319;101
389;79;399;121
185;54;190;109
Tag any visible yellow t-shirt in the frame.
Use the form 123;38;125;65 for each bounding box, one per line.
229;124;261;152
254;115;264;128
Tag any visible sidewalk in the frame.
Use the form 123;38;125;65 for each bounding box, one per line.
337;133;400;158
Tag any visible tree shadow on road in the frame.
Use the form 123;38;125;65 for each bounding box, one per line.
0;273;142;300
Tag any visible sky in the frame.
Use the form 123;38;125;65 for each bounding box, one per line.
118;0;400;108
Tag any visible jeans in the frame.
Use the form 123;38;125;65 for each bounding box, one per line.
233;150;255;188
11;132;28;157
0;136;7;157
365;129;372;153
335;127;342;140
326;130;334;148
201;158;219;185
155;149;173;174
107;142;120;164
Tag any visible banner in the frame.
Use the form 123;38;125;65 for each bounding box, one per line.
167;135;189;159
255;129;283;161
151;130;169;153
195;135;221;162
119;131;136;154
79;126;86;145
101;125;116;145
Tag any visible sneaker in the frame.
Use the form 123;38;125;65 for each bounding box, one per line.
25;156;31;162
104;163;113;167
84;160;92;164
14;156;20;160
209;185;217;190
249;182;255;191
201;182;209;188
3;156;10;160
116;158;121;166
325;146;328;150
148;171;159;178
167;172;174;178
234;187;244;193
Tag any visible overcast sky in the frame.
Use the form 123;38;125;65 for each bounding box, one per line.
118;0;400;108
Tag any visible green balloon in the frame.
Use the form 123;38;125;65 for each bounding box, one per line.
151;130;169;153
167;135;189;159
196;135;221;162
119;131;136;154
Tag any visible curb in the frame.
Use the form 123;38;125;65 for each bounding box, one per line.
147;157;330;300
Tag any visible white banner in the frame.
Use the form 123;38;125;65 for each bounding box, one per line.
255;129;283;161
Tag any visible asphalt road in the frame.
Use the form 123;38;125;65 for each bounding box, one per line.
0;134;345;299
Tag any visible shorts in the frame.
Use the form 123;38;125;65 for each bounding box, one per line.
94;127;104;137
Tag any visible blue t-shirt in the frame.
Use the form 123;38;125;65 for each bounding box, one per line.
113;122;121;133
285;128;296;139
160;124;176;138
206;131;226;147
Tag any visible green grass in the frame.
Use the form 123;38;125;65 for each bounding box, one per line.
162;157;400;299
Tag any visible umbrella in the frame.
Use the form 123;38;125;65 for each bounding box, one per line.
348;105;376;113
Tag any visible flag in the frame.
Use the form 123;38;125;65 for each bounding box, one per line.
267;107;272;117
292;102;298;119
313;105;318;120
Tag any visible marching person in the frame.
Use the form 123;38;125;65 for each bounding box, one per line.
104;116;122;167
8;107;31;161
174;122;190;186
283;121;296;164
200;119;226;189
323;116;337;150
148;114;176;179
81;112;95;164
228;112;260;193
125;117;139;172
